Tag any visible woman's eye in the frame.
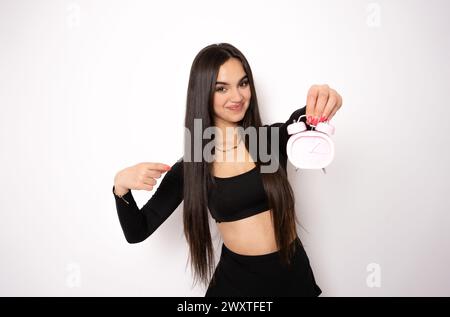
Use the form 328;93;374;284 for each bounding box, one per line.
216;81;248;93
241;81;249;87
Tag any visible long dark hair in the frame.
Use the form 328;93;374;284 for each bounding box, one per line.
183;43;299;287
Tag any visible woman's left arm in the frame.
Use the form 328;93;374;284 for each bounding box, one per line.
262;85;343;169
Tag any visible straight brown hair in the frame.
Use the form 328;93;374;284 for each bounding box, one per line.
183;43;299;287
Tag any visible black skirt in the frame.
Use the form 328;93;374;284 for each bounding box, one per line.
205;237;322;297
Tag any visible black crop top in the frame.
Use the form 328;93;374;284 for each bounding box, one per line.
208;166;269;223
113;106;308;243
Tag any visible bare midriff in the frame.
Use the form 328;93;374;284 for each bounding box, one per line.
212;142;292;256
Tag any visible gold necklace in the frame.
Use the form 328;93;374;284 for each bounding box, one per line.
215;136;242;152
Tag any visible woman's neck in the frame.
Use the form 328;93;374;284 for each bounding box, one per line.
214;124;240;147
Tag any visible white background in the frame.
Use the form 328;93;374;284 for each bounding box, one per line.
1;0;449;296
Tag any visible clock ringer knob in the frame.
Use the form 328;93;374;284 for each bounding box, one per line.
315;122;335;135
287;121;307;135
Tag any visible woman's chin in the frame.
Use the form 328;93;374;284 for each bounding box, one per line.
227;109;247;122
227;114;245;123
215;109;247;126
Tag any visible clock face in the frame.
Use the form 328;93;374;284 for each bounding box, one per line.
287;135;334;169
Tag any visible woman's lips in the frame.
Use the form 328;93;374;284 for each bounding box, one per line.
226;103;243;111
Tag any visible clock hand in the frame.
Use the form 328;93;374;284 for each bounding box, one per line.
310;142;321;153
309;141;329;155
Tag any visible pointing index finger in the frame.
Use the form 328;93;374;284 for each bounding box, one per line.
148;163;172;172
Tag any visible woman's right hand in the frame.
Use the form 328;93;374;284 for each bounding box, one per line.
114;162;172;193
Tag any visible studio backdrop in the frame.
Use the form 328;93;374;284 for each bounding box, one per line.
0;0;449;296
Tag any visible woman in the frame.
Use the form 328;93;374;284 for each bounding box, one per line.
113;43;342;296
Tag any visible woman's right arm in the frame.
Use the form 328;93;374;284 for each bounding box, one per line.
112;159;183;243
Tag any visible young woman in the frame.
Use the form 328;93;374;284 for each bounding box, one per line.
113;43;343;296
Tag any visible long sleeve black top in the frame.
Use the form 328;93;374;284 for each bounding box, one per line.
113;106;308;243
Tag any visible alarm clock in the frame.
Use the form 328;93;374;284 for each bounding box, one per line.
286;114;335;173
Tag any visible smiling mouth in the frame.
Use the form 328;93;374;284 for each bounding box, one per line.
226;103;243;111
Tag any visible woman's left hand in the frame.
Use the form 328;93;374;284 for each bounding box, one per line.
305;84;343;126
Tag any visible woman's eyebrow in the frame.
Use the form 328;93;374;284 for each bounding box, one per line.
215;75;248;85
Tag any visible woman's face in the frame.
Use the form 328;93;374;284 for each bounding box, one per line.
213;58;251;128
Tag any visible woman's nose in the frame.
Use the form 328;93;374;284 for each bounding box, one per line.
230;87;243;102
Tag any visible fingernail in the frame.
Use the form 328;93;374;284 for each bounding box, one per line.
306;115;311;124
314;117;319;125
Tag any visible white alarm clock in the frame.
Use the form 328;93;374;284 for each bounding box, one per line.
286;114;335;174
